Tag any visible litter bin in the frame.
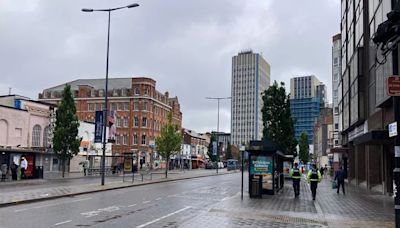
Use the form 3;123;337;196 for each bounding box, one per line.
250;177;261;198
35;166;43;179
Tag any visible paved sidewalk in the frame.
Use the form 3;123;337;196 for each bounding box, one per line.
0;169;236;207
179;177;395;227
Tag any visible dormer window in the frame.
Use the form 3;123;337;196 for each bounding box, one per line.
135;88;140;95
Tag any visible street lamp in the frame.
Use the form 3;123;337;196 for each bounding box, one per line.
205;97;231;174
82;3;139;186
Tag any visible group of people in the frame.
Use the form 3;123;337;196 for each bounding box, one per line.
0;156;28;181
290;163;346;200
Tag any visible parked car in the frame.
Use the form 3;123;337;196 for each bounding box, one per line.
227;159;239;171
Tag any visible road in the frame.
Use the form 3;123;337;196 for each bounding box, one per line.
0;172;243;228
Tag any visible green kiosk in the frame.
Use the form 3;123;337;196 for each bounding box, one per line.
247;139;289;197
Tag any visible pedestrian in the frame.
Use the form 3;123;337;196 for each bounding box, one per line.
1;163;7;181
82;161;88;176
335;166;346;194
319;166;324;177
289;162;302;197
10;162;18;181
307;164;322;200
20;156;28;179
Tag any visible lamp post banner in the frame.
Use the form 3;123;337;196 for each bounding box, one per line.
95;111;103;143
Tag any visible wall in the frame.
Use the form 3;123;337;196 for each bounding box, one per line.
0;106;30;147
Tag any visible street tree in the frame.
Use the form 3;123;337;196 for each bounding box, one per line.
225;142;232;160
207;133;217;162
53;84;81;178
299;131;310;164
156;112;182;178
261;81;297;155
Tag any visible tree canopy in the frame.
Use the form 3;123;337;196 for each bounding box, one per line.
53;84;81;177
155;113;182;178
299;131;310;164
261;81;297;155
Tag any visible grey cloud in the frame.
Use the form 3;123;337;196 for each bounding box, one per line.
0;0;340;133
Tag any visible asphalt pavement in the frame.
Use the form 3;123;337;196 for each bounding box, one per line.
0;172;395;227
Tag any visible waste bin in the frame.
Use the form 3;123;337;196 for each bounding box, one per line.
250;178;261;198
34;166;43;179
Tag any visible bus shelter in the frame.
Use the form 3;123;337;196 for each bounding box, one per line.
247;140;288;197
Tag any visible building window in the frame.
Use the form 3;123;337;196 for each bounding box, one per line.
134;101;139;111
335;123;339;130
143;102;148;111
123;135;128;145
43;126;49;148
134;117;139;127
141;135;146;145
88;103;95;111
32;124;42;147
124;118;128;128
135;88;140;95
121;89;127;96
91;89;95;97
142;117;147;127
99;90;104;97
116;135;122;145
124;102;129;111
334;140;339;145
118;103;124;111
111;103;117;111
133;135;138;145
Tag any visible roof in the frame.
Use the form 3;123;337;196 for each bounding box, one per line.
183;129;208;140
43;78;134;92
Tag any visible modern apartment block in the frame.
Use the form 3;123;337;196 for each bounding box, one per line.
38;77;182;166
231;50;270;146
290;75;326;144
337;0;396;194
332;33;342;148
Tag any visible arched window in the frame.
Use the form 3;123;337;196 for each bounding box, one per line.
0;119;9;145
32;125;42;147
43;126;49;148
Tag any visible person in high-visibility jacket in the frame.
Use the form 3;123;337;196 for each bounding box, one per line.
289;163;301;197
307;164;322;200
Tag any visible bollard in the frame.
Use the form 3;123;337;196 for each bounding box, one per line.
150;173;152;180
141;173;144;182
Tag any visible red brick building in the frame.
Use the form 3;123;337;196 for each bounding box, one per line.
38;77;182;165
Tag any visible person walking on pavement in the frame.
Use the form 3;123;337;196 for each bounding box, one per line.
307;164;322;200
10;162;18;181
20;156;28;179
335;166;346;194
290;162;302;197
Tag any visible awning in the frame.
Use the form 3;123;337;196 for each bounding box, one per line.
353;130;393;145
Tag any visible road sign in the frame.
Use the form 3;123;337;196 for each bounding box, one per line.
390;122;398;137
387;76;400;96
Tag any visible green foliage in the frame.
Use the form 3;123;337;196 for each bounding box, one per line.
299;132;310;164
261;81;297;155
155;112;182;178
207;133;217;162
225;142;232;160
53;84;81;177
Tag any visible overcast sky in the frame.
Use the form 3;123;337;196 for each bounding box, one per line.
0;0;340;133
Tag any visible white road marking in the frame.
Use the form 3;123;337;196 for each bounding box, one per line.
80;205;120;218
136;206;191;228
142;200;151;204
40;193;49;197
54;220;72;226
155;197;162;201
128;204;137;207
14;197;92;213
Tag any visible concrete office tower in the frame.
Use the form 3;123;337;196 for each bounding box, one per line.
290;75;326;144
332;33;342;148
231;50;270;146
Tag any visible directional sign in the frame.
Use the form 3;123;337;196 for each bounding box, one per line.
387;76;400;96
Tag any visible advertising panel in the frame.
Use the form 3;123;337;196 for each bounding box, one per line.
108;110;116;143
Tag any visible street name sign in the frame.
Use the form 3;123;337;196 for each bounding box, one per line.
389;122;398;138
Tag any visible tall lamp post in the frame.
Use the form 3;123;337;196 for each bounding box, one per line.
82;3;139;186
206;97;231;174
